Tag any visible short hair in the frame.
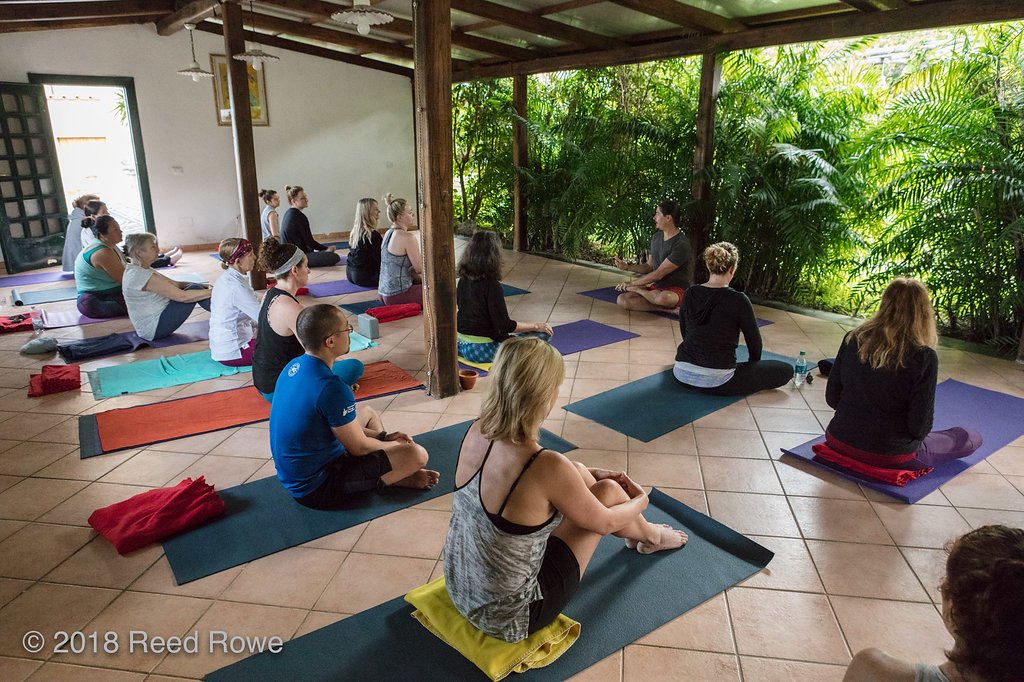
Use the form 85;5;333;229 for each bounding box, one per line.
285;185;304;203
657;200;680;226
457;230;502;281
383;193;408;223
479;337;564;444
296;304;345;352
123;232;157;262
259;188;278;205
256;237;305;277
848;277;938;370
944;525;1024;681
82;214;118;239
704;241;739;275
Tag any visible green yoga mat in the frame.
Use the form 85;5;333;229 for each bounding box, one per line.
563;348;796;442
163;420;576;585
88;350;251;399
206;489;773;681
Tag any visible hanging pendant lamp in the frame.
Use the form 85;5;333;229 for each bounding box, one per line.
332;0;394;36
233;0;279;71
177;23;215;82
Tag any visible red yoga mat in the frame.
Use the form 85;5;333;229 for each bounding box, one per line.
82;360;423;457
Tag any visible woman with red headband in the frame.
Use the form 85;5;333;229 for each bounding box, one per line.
210;237;261;367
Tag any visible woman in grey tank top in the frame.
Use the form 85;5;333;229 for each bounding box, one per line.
843;525;1023;682
443;337;688;643
378;194;423;306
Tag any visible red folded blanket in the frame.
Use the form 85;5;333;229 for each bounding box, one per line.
811;442;933;486
367;303;421;323
28;364;81;397
0;313;35;334
88;477;225;554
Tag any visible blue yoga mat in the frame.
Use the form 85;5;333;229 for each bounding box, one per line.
782;379;1024;504
577;286;773;327
12;286;77;305
563;348;796;441
209;241;349;260
88;350;251;399
206;488;773;681
163;419;576;584
0;270;74;287
342;282;530;315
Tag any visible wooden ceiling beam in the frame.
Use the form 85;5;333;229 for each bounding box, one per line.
839;0;908;11
244;13;413;60
450;0;624;49
0;0;172;22
457;0;604;35
608;0;745;34
193;21;412;78
156;0;219;36
453;0;1024;81
743;3;854;26
0;14;165;33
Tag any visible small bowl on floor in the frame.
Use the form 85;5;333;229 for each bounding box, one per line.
458;369;479;391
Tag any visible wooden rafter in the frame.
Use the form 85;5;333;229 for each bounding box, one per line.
193;22;412;77
743;3;854;27
457;0;604;34
243;13;413;60
453;0;1024;81
0;15;165;33
608;0;745;34
450;0;625;49
840;0;908;11
0;0;172;22
156;0;219;36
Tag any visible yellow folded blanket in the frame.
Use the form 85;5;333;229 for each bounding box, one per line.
405;577;580;681
458;356;493;373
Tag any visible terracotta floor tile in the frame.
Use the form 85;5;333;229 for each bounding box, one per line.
314;553;434;614
0;477;87;521
292;610;349;639
831;596;950;664
706;491;801;538
0;413;69;441
571;378;627;399
789;497;893;545
34;449;139;481
623;646;739;681
25;663;145;681
565;651;621;682
870;503;971;549
750;407;823;434
353;508;450;560
773;456;865;501
658;487;709;514
575;362;630;381
0;475;19;494
745;387;809;410
44;536;162;589
99;450;200;487
387;391;453;414
0;578;31;608
0;523;94;580
700;457;783;495
957;507;1024;529
145;429;238;456
174;455;265;490
740;536;824;593
637;593;734;652
987;446;1024;476
38;482;152;527
627;426;696;455
129;557;241;601
940;472;1024;511
153;601;306;679
567;449;628;472
806;540;930;601
0;657;40;681
560;421;629;453
692;402;758;431
899;547;946;603
727;587;849;664
694;428;769;459
738;656;847;681
627;452;702;489
0;442;78;476
206;428;272;459
379;410;440;437
0;583;118;659
25;419;82;446
0;519;25;542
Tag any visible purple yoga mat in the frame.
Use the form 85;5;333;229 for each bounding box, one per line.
550;319;640;356
577;287;772;327
781;379;1024;504
40;308;116;329
306;278;374;297
0;271;74;287
132;320;211;349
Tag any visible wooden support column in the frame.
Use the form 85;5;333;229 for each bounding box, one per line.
222;0;265;289
688;51;723;282
413;0;458;398
512;74;528;252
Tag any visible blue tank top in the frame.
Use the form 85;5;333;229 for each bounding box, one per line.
74;244;123;294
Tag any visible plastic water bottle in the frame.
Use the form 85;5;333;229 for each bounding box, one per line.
794;350;808;387
30;306;43;334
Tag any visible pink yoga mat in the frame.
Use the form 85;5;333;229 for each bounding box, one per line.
40;309;118;329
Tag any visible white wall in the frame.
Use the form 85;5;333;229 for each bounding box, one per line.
0;24;416;247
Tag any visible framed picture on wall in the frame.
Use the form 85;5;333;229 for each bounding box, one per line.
210;54;269;126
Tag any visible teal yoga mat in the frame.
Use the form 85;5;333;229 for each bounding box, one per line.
206;488;773;681
12;286;77;305
164;420;576;585
564;348;796;442
88;350;251;399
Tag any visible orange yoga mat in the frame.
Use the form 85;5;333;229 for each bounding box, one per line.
81;361;423;457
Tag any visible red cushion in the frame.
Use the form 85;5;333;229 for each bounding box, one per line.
367;303;421;323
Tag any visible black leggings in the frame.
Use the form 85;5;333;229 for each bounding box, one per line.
683;360;793;396
306;250;341;268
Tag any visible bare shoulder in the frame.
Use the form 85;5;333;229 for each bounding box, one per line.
531;448;577;479
844;648;917;682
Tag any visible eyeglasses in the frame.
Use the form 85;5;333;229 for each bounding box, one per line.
326;325;353;343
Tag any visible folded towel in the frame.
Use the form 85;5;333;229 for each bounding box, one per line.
0;313;35;334
88;477;225;555
28;364;82;397
811;441;933;486
406;577;580;681
367;303;421;323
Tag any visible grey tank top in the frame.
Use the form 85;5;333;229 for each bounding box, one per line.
914;664;950;682
444;440;562;643
378;228;413;296
260;204;276;241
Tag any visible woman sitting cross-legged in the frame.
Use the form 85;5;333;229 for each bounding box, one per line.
673;242;792;396
210;238;260;367
74;215;128;319
378;193;423;306
280;185;341;268
444;337;688;643
345;197;384;289
844;524;1023;682
62;192;99;273
457;230;553;364
122;233;211;341
252;237;362;402
825;277;982;470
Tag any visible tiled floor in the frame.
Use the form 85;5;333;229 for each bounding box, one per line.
1;245;1022;681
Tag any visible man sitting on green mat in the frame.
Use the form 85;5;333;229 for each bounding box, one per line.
269;304;439;509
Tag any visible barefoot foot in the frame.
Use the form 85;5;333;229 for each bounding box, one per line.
392;468;440;490
637;524;688;554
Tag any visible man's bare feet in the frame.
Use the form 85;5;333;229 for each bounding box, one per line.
392;468;440;490
636;523;688;554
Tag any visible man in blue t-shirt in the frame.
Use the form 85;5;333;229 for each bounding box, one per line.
269;304;438;509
